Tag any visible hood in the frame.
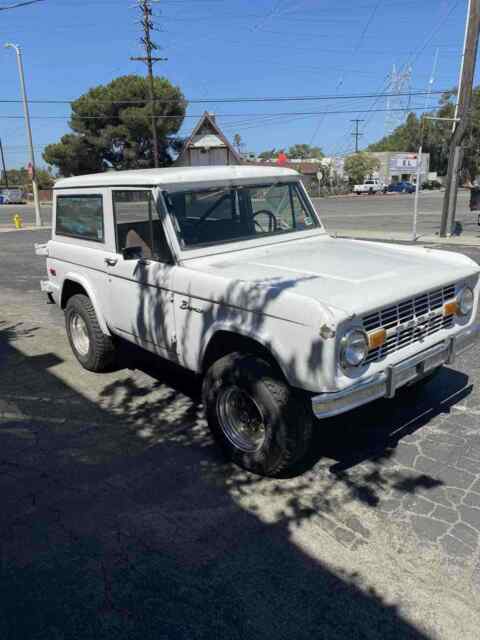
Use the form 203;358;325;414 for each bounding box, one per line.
184;235;479;318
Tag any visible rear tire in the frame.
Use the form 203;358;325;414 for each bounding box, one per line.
65;294;115;372
203;353;313;477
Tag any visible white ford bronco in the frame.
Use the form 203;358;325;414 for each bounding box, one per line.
36;166;480;476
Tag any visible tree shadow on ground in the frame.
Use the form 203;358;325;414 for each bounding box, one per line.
0;321;437;639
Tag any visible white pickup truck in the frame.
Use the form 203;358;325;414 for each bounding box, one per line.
353;179;384;195
36;165;480;477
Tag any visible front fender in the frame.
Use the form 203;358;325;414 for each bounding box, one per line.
200;321;291;381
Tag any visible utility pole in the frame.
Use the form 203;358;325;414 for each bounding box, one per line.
4;43;42;226
351;119;364;153
130;0;167;168
412;48;439;241
440;0;480;237
0;138;8;188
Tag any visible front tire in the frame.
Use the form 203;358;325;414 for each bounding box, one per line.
203;353;313;477
65;294;115;372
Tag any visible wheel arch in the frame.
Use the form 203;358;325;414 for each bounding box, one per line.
201;328;290;382
60;274;111;336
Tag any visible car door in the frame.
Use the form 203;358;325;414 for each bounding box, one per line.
105;188;177;355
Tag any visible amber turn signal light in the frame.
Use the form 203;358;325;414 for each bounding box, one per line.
368;328;386;350
443;300;459;317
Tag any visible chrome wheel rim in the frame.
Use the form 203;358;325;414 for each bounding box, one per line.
217;386;266;453
70;313;90;356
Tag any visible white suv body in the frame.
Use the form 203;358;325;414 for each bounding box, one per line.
36;166;480;476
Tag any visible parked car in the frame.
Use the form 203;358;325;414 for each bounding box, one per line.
35;166;480;477
353;179;384;195
421;180;442;190
386;181;416;194
0;188;26;204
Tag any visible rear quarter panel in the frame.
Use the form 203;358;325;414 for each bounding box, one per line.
47;188;118;333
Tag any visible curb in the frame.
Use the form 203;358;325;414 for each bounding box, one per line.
0;225;51;233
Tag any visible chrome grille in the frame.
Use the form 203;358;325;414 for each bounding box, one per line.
363;284;456;363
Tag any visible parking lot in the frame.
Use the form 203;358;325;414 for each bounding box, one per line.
1;229;480;638
317;189;480;240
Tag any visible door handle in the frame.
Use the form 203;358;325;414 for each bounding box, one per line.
105;257;118;267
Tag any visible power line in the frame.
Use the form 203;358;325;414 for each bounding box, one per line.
0;105;442;121
352;0;382;53
308;0;380;144
330;0;463;153
0;89;449;106
0;0;44;10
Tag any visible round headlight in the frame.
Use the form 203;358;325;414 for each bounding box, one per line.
340;329;369;368
458;286;474;316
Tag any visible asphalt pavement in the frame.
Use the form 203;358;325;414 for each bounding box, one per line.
2;230;480;638
313;189;480;241
3;190;479;244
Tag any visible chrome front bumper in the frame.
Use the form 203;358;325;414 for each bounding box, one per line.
312;324;480;420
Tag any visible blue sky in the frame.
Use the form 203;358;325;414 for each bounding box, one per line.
0;0;475;169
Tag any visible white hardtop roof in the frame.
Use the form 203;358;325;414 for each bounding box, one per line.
54;165;299;190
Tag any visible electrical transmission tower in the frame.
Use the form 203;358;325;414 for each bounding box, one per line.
384;64;412;135
130;0;167;168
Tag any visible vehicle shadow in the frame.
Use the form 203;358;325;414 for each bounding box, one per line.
320;368;470;473
112;339;474;512
0;320;434;640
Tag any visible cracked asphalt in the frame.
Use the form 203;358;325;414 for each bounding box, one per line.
1;229;480;639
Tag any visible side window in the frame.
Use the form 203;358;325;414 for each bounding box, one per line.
56;194;104;242
113;190;171;263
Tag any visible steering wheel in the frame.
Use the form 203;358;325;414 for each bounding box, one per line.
253;209;278;233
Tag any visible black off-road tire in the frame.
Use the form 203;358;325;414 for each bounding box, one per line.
65;294;115;372
203;352;313;477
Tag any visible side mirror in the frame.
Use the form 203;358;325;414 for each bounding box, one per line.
122;246;144;260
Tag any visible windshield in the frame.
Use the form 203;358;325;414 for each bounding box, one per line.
164;181;320;249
